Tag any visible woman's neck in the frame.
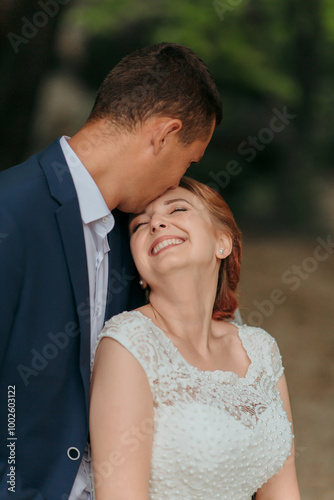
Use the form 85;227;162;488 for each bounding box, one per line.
145;269;218;350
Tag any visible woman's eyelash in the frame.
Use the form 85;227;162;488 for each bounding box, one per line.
131;207;187;233
131;221;147;233
171;207;187;213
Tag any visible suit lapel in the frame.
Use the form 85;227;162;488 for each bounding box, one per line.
39;140;91;407
55;203;91;387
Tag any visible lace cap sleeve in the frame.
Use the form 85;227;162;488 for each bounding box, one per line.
247;326;284;383
269;335;284;382
94;311;159;394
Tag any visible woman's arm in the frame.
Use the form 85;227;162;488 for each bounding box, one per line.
256;374;300;500
90;337;154;500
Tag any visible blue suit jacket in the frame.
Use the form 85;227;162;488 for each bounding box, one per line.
0;140;144;499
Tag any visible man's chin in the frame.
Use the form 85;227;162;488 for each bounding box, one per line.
116;201;143;214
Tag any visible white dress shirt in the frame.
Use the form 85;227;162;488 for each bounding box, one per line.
60;136;114;499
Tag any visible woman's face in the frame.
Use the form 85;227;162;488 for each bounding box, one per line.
129;186;229;285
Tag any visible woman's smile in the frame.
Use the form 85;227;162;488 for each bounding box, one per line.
150;236;186;256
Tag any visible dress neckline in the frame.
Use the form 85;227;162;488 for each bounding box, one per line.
130;310;254;381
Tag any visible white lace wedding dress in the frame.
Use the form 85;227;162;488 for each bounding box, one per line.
95;310;293;499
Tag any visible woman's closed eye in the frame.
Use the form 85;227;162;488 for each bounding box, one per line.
171;207;187;214
131;206;188;234
131;220;148;234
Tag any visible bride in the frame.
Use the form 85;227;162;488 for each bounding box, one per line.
89;177;300;499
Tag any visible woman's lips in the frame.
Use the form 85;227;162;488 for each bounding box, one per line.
150;237;185;256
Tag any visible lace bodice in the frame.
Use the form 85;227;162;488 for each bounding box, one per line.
96;311;293;500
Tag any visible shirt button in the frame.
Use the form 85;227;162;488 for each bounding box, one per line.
67;447;80;461
102;216;109;223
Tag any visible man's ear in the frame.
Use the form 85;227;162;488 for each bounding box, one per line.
152;118;182;155
216;233;233;260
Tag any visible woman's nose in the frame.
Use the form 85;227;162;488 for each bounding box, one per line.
150;217;167;233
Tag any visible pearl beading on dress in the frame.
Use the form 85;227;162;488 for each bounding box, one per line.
95;311;293;500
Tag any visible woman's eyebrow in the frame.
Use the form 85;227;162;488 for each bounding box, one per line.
130;198;192;225
163;198;192;206
128;213;143;229
130;209;147;220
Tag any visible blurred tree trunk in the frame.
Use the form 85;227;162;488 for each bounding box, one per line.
0;0;68;172
276;0;323;232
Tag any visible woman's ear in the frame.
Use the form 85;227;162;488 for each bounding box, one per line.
216;233;232;260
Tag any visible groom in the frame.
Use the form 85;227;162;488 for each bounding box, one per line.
0;42;222;499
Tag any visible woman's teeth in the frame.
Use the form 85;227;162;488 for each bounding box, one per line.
152;239;184;255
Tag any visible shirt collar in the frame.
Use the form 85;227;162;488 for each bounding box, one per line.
59;136;114;230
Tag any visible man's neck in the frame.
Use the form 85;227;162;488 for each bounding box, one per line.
68;121;128;211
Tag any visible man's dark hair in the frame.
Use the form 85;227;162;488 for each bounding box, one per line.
88;42;222;144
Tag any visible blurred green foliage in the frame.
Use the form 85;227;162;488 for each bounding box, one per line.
1;0;333;233
64;0;334;233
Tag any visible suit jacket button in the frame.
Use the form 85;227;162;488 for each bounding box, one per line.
67;447;80;460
